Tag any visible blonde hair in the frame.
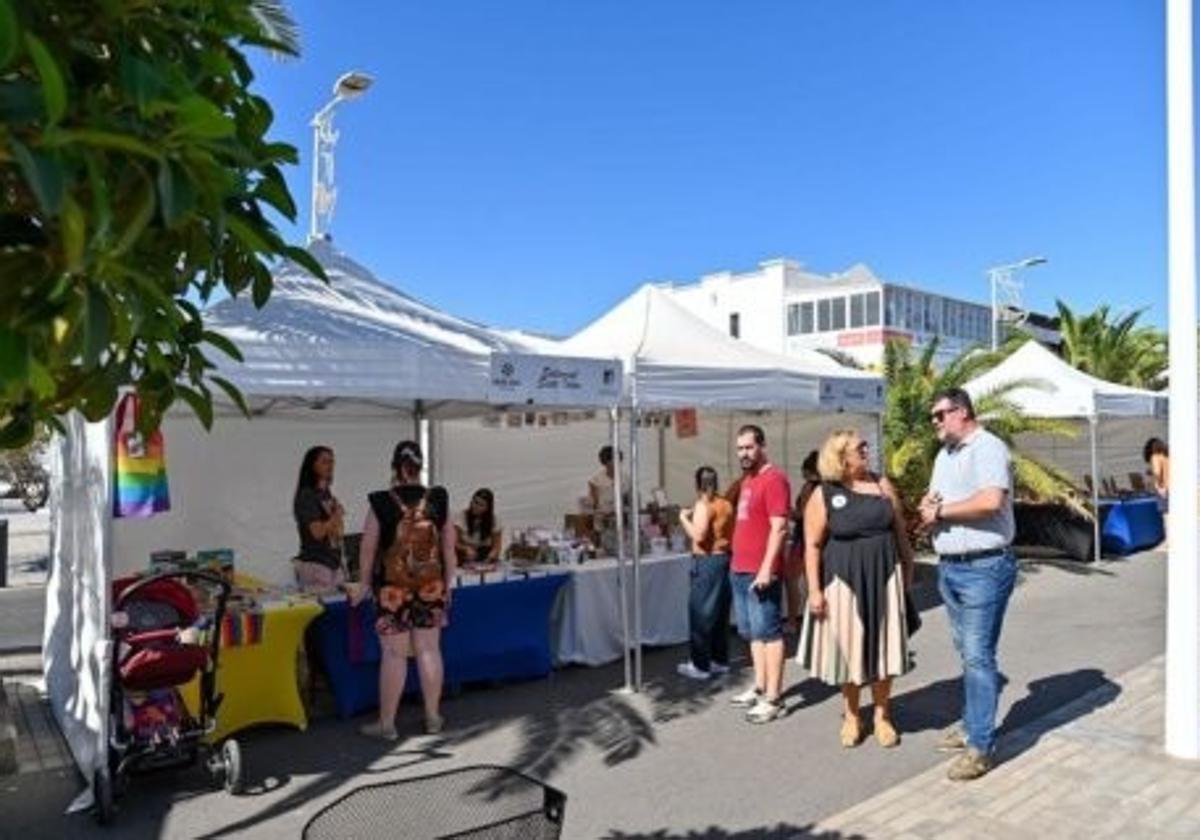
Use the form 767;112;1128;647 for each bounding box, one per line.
817;428;862;483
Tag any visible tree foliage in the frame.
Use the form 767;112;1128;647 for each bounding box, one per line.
1054;300;1167;389
0;0;322;448
881;338;1083;542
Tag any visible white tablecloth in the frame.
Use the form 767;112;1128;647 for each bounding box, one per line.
551;552;692;667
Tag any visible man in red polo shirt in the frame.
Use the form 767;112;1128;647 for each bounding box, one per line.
728;424;791;723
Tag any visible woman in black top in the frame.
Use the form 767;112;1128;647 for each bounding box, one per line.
293;446;346;590
354;441;457;740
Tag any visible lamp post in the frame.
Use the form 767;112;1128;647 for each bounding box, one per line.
987;256;1047;350
309;71;374;243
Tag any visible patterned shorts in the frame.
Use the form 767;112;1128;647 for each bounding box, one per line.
374;584;448;634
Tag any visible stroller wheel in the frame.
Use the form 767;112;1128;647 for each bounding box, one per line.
94;769;115;825
221;739;243;794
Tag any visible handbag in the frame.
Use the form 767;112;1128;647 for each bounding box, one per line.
113;393;171;519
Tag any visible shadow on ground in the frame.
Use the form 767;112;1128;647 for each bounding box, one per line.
602;825;865;839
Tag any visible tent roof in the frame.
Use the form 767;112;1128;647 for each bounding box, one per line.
560;284;883;411
963;340;1168;419
205;241;537;405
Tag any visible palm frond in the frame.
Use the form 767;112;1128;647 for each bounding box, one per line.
249;0;301;57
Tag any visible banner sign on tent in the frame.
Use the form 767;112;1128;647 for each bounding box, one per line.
819;378;886;412
674;408;698;439
489;353;622;406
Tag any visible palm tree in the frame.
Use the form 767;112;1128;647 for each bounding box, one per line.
882;338;1082;538
1055;301;1168;389
248;0;302;55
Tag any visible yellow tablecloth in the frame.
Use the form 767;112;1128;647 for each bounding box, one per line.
181;598;323;742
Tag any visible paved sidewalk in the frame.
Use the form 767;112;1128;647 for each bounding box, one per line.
815;655;1200;839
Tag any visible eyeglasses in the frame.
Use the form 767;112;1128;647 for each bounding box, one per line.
930;405;962;423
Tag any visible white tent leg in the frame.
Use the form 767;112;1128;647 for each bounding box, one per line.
1089;417;1101;562
629;405;644;691
611;406;632;693
1165;0;1200;760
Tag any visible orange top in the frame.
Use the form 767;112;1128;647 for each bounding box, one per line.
695;496;735;555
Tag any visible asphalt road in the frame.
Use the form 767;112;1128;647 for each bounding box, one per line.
0;551;1168;839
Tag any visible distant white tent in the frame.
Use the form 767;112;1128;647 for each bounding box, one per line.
561;284;884;412
963;340;1168;560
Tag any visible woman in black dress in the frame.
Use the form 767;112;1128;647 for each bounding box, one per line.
798;429;914;748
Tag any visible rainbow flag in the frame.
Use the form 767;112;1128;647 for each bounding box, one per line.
113;393;171;519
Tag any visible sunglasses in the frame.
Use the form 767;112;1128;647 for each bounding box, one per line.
930;406;962;423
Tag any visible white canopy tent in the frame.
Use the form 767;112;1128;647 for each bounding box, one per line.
45;242;622;808
963;340;1168;559
558;284;886;687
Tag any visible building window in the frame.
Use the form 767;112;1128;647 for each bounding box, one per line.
832;297;846;330
817;298;832;332
866;291;881;326
800;302;814;334
850;294;865;328
885;288;897;327
729;312;740;338
786;303;800;336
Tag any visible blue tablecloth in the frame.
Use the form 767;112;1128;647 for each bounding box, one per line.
1099;497;1164;556
311;574;569;719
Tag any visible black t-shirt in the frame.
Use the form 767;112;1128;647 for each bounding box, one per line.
294;486;341;570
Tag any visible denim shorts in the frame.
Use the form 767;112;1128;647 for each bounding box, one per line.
730;572;783;642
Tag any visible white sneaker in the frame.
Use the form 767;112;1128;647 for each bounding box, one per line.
359;720;399;741
710;662;731;676
745;698;783;724
730;686;761;707
676;662;711;681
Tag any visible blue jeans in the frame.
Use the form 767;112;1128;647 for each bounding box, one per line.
730;572;783;642
688;553;732;670
938;549;1017;755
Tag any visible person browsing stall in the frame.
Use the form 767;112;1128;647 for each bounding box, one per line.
676;466;735;681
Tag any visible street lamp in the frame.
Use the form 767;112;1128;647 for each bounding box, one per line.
988;256;1047;350
309;71;375;243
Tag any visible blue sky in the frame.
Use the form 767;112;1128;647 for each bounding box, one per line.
249;1;1167;334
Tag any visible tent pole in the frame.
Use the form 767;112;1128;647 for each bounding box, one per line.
1165;0;1200;760
611;405;632;692
629;400;644;692
1089;416;1101;562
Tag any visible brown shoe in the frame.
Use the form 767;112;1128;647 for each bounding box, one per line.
947;748;993;781
874;715;900;748
936;726;967;753
840;714;864;748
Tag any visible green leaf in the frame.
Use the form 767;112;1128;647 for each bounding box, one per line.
24;34;66;124
112;174;156;256
10;139;64;215
176;94;235;139
210;375;250;418
251;269;272;308
83;152;112;246
118;53;162;108
202;330;244;363
156;160;194;227
0;0;18;69
175;383;213;430
0;327;30;388
61;195;86;271
83;284;110;367
224;213;273;253
253;166;296;220
28;360;56;400
44;128;161;159
282;245;327;282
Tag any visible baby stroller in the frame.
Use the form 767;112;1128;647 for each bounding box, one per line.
97;570;242;824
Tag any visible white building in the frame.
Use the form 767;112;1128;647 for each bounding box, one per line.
662;259;1000;369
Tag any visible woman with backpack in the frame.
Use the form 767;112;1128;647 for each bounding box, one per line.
354;441;457;740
